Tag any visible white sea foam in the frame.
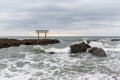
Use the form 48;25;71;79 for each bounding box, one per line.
89;41;103;48
33;45;70;53
88;41;120;52
0;38;120;80
45;47;70;53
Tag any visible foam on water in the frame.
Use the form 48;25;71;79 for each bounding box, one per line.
0;37;120;80
44;47;70;53
33;45;71;53
88;40;120;52
89;41;103;48
0;50;120;80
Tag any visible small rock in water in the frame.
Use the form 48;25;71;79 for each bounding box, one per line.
49;52;55;54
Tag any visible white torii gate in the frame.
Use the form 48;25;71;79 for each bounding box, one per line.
35;30;49;39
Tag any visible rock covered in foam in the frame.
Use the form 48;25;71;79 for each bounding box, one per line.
70;42;91;53
89;47;107;57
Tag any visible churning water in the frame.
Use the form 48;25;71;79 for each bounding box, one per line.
0;36;120;80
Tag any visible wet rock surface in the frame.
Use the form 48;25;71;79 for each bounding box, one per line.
89;48;107;57
88;47;98;53
111;39;120;41
49;52;55;54
70;42;107;57
0;38;60;49
70;42;91;53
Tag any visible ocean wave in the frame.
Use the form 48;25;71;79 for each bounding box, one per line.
0;37;120;80
33;46;70;53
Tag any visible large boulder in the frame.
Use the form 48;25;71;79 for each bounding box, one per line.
89;47;107;57
70;42;91;53
88;47;98;53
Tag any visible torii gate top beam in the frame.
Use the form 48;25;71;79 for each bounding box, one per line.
35;30;49;33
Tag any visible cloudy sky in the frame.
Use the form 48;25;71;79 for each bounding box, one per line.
0;0;120;36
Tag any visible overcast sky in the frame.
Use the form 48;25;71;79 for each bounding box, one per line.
0;0;120;36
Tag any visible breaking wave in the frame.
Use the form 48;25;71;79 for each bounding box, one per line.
33;45;70;53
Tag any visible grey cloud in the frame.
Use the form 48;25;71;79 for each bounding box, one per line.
0;0;120;36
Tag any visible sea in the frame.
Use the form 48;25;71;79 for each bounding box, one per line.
0;36;120;80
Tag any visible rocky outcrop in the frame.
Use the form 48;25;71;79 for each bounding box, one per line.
70;42;91;53
0;38;60;49
0;39;21;48
111;39;120;41
22;39;60;45
70;42;107;57
88;47;107;57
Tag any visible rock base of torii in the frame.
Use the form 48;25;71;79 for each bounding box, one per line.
0;38;60;49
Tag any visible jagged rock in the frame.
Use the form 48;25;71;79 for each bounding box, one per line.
89;47;107;57
70;42;91;53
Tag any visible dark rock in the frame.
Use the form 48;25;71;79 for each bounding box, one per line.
0;39;60;49
49;52;55;54
22;39;60;45
89;47;107;57
111;39;120;41
88;47;98;53
70;42;91;53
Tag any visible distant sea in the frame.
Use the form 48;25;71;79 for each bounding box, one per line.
0;36;120;80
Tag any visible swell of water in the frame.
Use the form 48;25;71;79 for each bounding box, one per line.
0;37;120;80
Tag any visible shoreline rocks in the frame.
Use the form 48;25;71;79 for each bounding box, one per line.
0;38;60;49
0;38;107;57
70;42;107;57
